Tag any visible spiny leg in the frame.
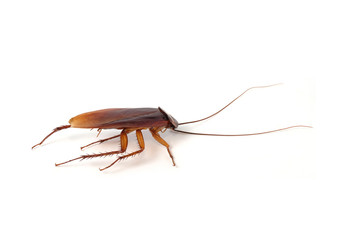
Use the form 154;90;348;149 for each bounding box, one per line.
81;134;121;150
150;127;176;166
99;129;145;171
55;150;124;166
55;129;130;167
32;125;71;149
81;129;131;150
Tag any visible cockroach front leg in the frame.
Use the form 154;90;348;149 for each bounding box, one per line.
150;127;176;166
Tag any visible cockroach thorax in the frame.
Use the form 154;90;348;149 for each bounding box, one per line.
158;107;178;129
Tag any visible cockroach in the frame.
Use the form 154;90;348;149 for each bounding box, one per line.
32;84;311;171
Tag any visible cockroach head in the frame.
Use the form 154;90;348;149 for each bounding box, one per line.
158;107;179;129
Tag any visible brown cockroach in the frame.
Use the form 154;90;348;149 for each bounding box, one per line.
32;84;311;171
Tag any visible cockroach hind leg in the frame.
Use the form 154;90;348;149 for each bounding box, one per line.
32;125;71;149
80;134;121;150
55;150;124;167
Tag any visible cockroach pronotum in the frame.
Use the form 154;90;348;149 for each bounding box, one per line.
32;84;312;171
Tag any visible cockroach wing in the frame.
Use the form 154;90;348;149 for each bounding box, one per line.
69;108;170;129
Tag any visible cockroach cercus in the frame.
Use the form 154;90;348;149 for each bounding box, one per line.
32;84;311;171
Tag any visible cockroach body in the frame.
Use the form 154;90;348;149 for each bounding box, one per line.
33;107;179;171
32;84;311;171
69;107;178;129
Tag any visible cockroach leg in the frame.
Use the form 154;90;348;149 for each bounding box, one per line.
120;129;129;153
80;129;132;150
80;134;121;150
96;129;102;137
32;125;71;149
55;150;123;167
56;129;131;167
150;128;176;166
99;129;145;171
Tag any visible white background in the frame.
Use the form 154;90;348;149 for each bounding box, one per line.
0;1;359;239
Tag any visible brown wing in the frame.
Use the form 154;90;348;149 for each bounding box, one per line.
69;108;169;129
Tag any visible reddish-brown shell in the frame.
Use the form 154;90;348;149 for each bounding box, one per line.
69;107;178;129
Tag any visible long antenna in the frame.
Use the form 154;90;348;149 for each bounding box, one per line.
173;125;312;136
178;83;282;126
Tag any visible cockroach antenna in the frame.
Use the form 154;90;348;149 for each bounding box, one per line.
173;83;312;136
